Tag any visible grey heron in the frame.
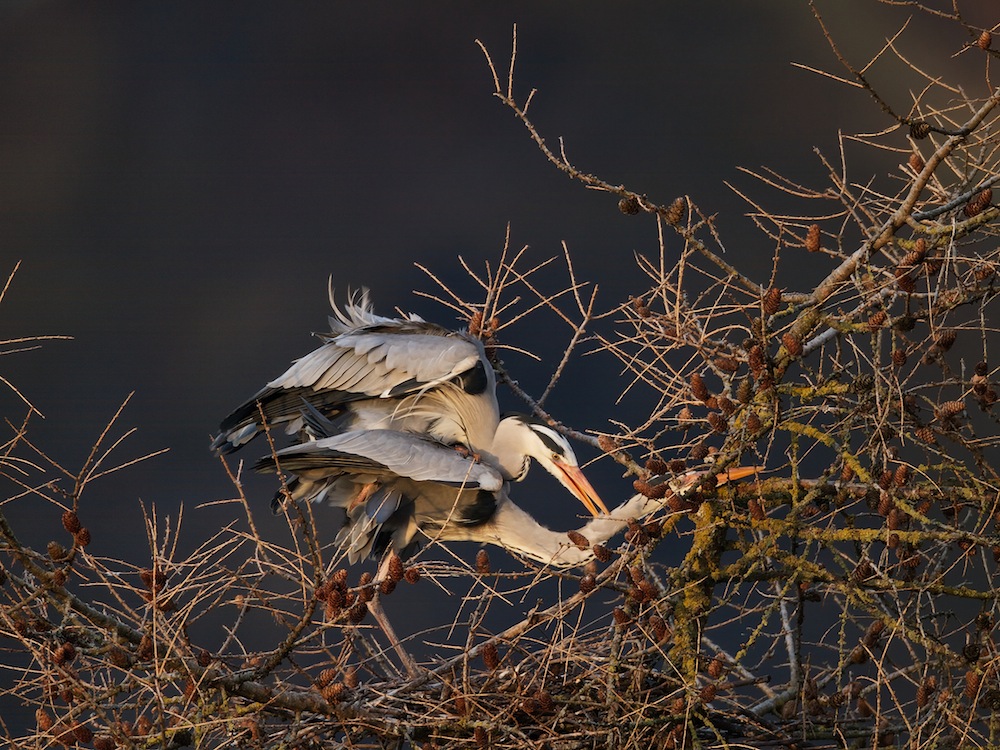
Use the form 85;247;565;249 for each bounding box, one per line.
213;282;608;516
255;428;757;568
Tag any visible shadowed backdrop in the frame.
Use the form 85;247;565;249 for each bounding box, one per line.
1;0;992;729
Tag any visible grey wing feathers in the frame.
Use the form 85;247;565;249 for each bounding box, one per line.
269;330;485;399
270;430;505;491
213;282;493;453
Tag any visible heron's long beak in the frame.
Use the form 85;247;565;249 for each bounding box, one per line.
552;461;609;517
671;466;761;496
714;466;760;486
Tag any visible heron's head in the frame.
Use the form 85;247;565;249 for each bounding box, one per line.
494;414;609;517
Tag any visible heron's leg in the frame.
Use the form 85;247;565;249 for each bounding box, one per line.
366;551;420;678
347;481;380;512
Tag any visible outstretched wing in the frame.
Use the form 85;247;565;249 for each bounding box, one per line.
213;286;495;453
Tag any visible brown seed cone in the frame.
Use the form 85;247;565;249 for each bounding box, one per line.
357;572;374;603
348;602;368;624
895;267;916;293
379;578;397;596
805;223;821;253
625;519;650;546
331;568;349;590
699;683;718;703
706;411;728;434
318;667;337;687
915;426;936;443
714;356;739;373
916;675;937;708
404;566;421;584
867;310;887;331
690;372;710;402
387;553;404;583
476;549;491;575
746;411;762;433
689;442;709;461
667;459;687;474
566;530;589;549
891;349;907;368
966;669;982;701
618;195;640;215
633;479;668;499
628;565;646;586
736;377;753;404
482;642;500;670
781;332;803;357
763;287;781;316
902;240;926;266
748;499;766;521
61;510;82;535
664;197;685;225
852;559;874;582
707;656;724;679
36;707;53;732
964;187;993;217
978;30;992;50
748;344;766;376
73;725;94;744
648;613;668;641
344;666;359;689
887;507;903;531
474;726;488;748
593;544;611;562
325;589;344;619
322;682;346;703
937;400;965;419
93;735;117;750
74;528;91;548
909;121;931;139
612;607;629;625
935;329;957;351
878;471;894;492
645;457;669;475
908;152;925;172
893;464;911;487
137;634;154;661
536;689;555;712
863;619;885;646
579;573;596;594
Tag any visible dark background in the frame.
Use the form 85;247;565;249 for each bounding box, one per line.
0;0;994;730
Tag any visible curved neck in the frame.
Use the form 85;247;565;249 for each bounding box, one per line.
440;492;663;568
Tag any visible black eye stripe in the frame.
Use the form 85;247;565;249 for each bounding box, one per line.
531;426;566;456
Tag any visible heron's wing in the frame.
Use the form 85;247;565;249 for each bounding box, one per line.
256;430;505;492
214;324;492;453
272;327;488;398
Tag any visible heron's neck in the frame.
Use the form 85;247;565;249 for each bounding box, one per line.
445;493;662;568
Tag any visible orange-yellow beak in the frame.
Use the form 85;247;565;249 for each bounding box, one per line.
714;466;760;486
553;461;610;517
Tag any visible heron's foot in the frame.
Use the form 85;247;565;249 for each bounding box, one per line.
453;443;482;463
